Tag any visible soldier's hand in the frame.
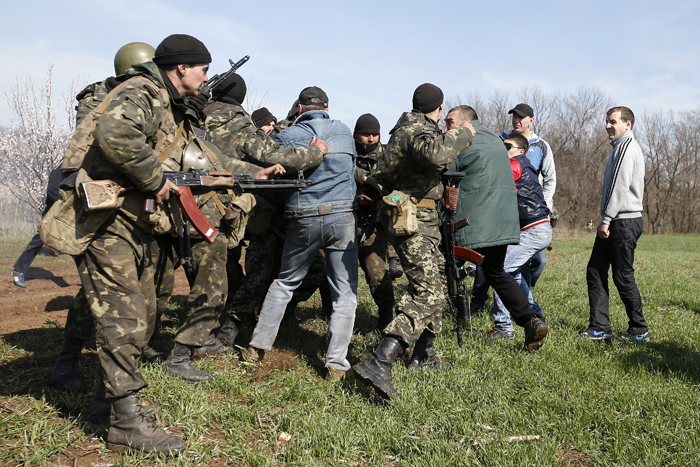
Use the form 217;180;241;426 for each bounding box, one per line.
310;136;329;155
597;222;610;239
156;179;182;204
460;120;476;137
256;164;286;180
356;194;374;205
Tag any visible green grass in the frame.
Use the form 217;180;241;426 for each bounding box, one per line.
2;234;700;465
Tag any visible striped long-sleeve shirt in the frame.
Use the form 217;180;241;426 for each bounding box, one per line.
600;130;644;224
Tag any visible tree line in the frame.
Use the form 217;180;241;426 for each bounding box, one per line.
1;71;698;235
446;86;700;234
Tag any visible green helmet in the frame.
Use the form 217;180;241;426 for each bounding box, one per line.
113;42;156;76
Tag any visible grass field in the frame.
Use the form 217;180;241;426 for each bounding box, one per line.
1;233;700;466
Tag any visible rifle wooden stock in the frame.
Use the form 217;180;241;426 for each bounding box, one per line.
177;187;219;243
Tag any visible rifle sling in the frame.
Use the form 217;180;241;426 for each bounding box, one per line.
201;191;227;216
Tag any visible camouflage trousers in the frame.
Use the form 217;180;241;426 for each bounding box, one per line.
79;214;157;400
358;229;395;329
383;227;445;346
228;233;329;324
63;255;93;342
152;233;227;347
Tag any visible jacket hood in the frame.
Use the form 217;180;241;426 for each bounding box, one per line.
389;111;438;135
125;61;165;87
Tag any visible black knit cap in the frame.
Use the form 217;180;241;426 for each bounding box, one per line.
211;73;247;104
299;86;328;108
252;107;277;128
412;83;444;114
354;113;380;135
153;34;211;66
508;103;534;118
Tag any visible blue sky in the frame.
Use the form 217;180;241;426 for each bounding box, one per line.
1;0;699;140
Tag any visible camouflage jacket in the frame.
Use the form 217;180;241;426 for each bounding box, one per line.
74;77;120;126
268;117;294;139
374;112;473;200
204;102;323;172
355;142;384;185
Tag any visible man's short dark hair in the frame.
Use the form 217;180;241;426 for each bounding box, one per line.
448;105;478;123
505;133;529;152
606;106;635;129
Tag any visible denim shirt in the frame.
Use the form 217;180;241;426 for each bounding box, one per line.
274;110;356;218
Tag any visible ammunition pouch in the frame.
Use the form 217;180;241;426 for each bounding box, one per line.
382;190;418;236
223;193;256;248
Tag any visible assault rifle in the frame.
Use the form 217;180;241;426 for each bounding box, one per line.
78;169;311;244
204;55;250;92
440;171;484;347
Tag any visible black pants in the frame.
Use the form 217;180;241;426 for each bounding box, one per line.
586;217;647;334
475;245;536;328
13;233;44;273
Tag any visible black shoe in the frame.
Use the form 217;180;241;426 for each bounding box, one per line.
50;337;86;391
193;333;234;358
523;316;548;352
353;337;405;399
387;258;404;280
217;316;240;347
106;392;184;455
87;380;160;423
163;343;213;382
141;344;163;363
409;330;451;370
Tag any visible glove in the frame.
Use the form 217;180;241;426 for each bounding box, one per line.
187;87;211;115
364;177;386;198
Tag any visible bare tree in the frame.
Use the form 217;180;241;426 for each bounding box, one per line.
0;65;79;223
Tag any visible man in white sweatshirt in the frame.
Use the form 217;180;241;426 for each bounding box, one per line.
581;106;649;342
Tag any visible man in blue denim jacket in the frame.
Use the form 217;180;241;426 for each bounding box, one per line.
246;87;358;380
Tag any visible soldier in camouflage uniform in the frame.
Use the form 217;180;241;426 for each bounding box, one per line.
70;34;213;455
202;75;330;345
50;43;158;396
353;84;475;399
353;113;398;333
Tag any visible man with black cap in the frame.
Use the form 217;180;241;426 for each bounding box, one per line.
252;107;277;133
352;83;475;399
64;33;212;455
353;113;401;334
246;86;358;381
203;78;332;348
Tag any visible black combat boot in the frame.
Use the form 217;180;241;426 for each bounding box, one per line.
353;337;406;399
193;333;234;358
50;337;86;391
217;316;241;347
87;380;160;423
141;343;164;363
163;343;213;382
522;315;549;352
106;392;185;455
387;257;404;280
409;330;451;370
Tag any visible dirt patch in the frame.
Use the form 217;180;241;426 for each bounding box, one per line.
0;257;191;339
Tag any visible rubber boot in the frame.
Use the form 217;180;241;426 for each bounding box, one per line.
163;343;213;382
106;392;185;455
387;257;404;280
193;333;234;358
353;337;406;399
50;337;86;391
217;316;241;347
409;330;451;370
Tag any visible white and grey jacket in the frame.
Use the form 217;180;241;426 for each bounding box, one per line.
600;130;644;224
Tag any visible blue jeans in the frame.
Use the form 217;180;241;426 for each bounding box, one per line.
249;212;358;371
492;223;552;331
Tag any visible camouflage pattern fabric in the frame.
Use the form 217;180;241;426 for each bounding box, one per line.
268;117;294;139
373;111;473;346
204;101;323;171
382;210;444;344
74;78;117;126
359;230;395;328
374;111;473;201
75;63;197;399
79;214;157;400
62;256;92;342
